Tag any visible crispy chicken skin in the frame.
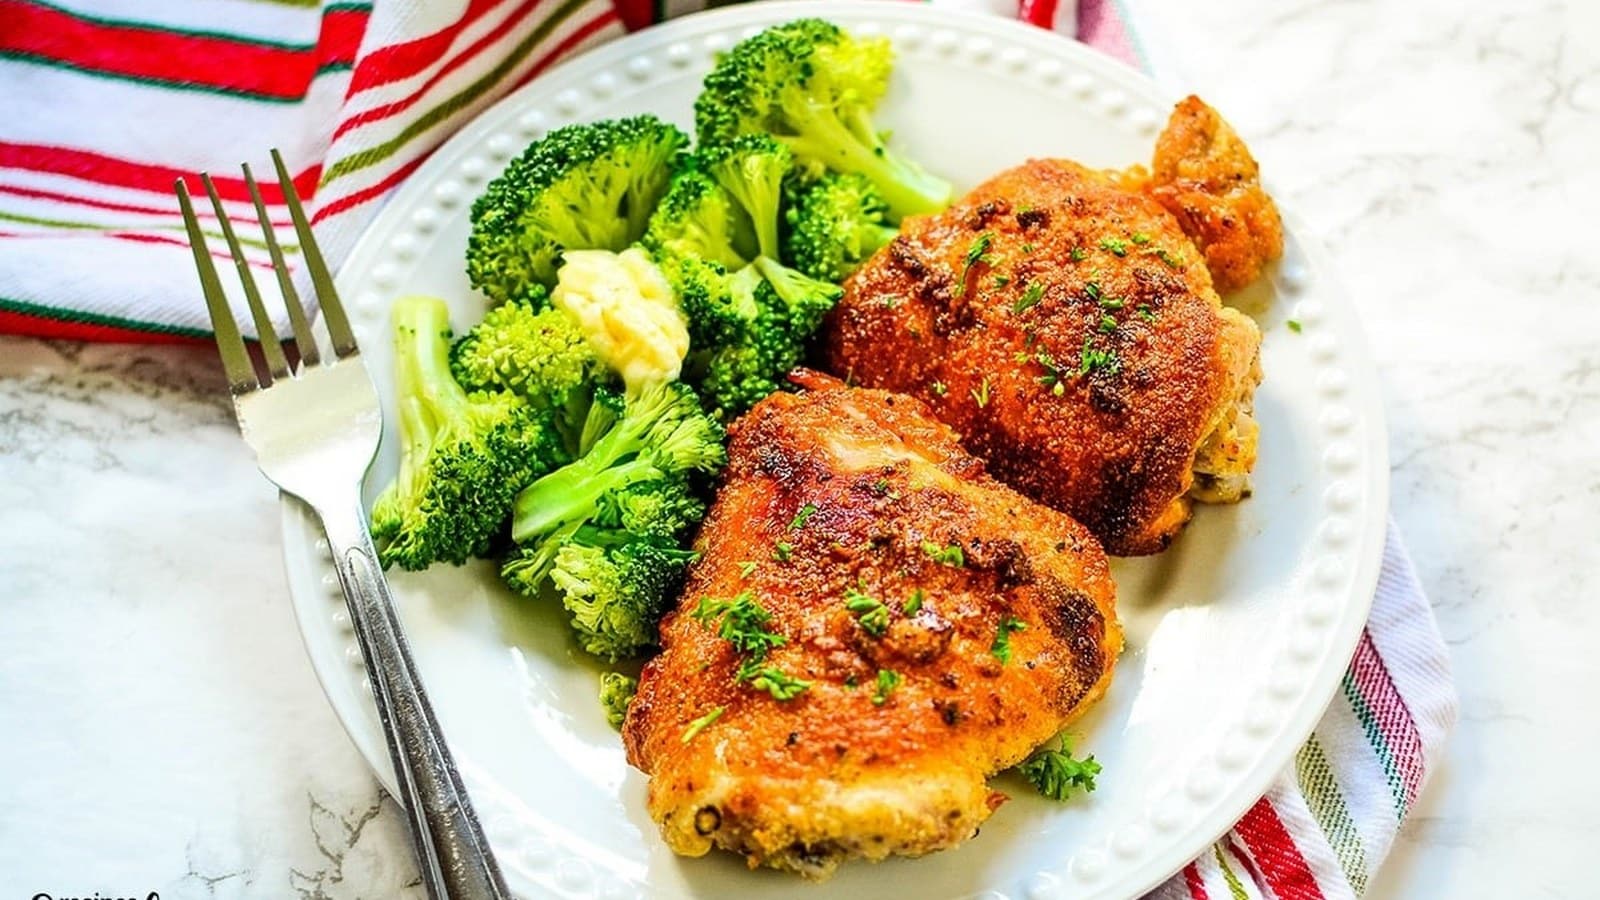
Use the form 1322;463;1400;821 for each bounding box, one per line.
822;98;1273;555
624;374;1121;879
1144;96;1284;294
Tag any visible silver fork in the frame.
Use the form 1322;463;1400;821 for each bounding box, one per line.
175;151;510;900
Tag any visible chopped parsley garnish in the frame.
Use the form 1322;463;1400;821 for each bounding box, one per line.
1130;232;1151;245
1143;246;1185;268
845;586;890;637
1287;319;1303;333
696;593;809;701
922;541;966;568
739;561;758;578
991;616;1027;664
1012;282;1045;314
1079;338;1121;376
773;542;793;562
789;503;818;530
903;588;925;615
968;234;994;263
680;706;725;743
1098;314;1118;334
694;592;786;659
1069;247;1088;262
1137;303;1157;322
738;662;812;701
956;232;995;296
1021;242;1036;255
930;380;948;397
844;673;859;689
1098;295;1125;310
1099;237;1128;257
871;669;902;706
971;377;991;408
993;274;1011;288
1083;280;1103;303
1017;740;1101;799
1035;349;1067;394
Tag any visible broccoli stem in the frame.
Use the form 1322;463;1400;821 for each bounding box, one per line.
781;112;950;220
392;296;472;426
747;191;782;261
371;296;470;543
510;456;663;542
509;383;684;542
625;169;667;245
392;396;432;489
503;519;583;589
715;166;784;259
753;255;834;311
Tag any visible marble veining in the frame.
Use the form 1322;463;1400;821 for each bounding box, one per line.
1;0;1596;896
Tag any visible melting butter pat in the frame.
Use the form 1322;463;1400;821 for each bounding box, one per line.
552;247;689;395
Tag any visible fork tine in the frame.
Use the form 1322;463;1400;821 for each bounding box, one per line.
272;148;358;358
202;173;291;382
176;178;258;394
244;162;320;369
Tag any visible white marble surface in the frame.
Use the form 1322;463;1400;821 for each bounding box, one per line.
1;0;1595;896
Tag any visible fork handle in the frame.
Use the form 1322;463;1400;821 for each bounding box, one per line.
320;498;512;900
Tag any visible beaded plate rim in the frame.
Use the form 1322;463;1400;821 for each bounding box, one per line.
280;4;1389;898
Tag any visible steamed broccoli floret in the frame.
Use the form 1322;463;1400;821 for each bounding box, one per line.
599;671;638;728
510;381;724;541
448;284;596;402
501;382;725;659
598;478;708;541
642;164;753;269
752;255;839;338
673;255;764;348
784;173;899;282
693;19;951;220
698;134;793;260
697;335;791;416
671;256;835;418
370;296;566;571
467;115;687;302
561;383;624;459
674;251;839;419
549;537;698;659
645;137;843;418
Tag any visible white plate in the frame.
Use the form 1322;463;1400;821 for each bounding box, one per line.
281;4;1389;897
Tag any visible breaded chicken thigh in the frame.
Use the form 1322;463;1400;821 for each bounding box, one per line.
1143;96;1284;293
822;97;1276;554
624;374;1121;878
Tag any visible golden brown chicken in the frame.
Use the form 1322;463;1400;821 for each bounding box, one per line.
821;96;1278;555
624;373;1121;878
1143;95;1285;293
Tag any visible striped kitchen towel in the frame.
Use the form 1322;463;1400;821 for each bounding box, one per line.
0;2;1456;897
0;0;1081;342
1146;524;1455;900
0;0;625;342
